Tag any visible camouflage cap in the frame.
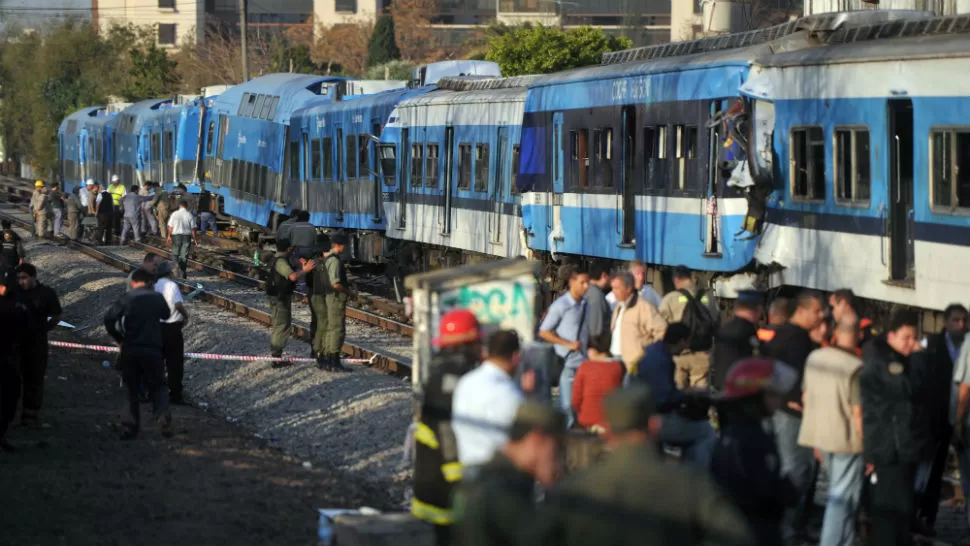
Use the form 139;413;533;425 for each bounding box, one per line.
604;385;655;434
510;401;566;439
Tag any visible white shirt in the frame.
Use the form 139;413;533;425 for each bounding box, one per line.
610;299;628;357
167;208;196;235
607;285;662;311
79;188;91;208
155;277;184;323
452;361;524;467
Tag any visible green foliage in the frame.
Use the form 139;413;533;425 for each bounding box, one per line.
364;60;413;81
485;24;632;77
270;36;321;74
367;15;401;68
0;22;180;171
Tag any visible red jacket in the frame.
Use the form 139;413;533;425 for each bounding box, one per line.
572;359;625;430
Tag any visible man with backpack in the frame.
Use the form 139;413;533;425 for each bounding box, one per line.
266;244;315;366
659;266;719;389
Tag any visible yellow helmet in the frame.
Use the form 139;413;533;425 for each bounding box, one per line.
34;180;44;188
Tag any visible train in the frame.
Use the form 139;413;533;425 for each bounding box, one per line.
56;10;970;316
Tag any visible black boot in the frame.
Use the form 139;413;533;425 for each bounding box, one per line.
315;353;329;371
270;353;287;369
330;354;350;372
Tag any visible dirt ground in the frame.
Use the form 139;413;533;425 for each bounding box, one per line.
0;332;393;546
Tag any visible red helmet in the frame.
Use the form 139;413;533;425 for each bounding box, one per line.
434;309;481;348
720;357;798;400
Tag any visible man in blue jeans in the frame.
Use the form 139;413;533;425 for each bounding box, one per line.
538;265;589;429
799;317;864;546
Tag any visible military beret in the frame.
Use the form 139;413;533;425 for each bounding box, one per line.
604;385;655;433
511;401;566;438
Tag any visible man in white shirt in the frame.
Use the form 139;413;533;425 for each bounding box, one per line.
154;260;190;405
606;260;663;311
166;200;198;279
79;179;95;211
452;330;526;469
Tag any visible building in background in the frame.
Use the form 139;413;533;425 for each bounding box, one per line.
0;0;92;35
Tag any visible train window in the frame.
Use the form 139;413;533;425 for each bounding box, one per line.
238;93;251;116
411;144;424;187
289;140;300;181
644;126;667;159
243;94;258;117
346;135;358;180
359;135;370;177
323;137;334;180
931;128;970;210
311;138;322;180
475;144;489;192
258;96;274;120
790;126;825;201
592;129;613;188
267;97;280;120
336;129;344;181
425;144;440;188
511;145;521;195
163;131;174;161
253;95;266;119
217;115;228;159
570;130;589;189
206;121;215;155
674;125;697;160
834;128;871;204
458;144;472;190
379;144;396;186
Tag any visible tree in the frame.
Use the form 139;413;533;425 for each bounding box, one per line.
121;40;180;101
367;15;401;68
313;22;372;77
390;0;441;63
485;24;633;77
364;60;413;81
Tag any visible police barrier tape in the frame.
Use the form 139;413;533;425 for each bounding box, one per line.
48;340;375;365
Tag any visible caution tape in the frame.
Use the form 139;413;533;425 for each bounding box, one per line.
48;340;375;365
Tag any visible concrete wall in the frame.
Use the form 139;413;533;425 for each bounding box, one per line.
98;0;205;48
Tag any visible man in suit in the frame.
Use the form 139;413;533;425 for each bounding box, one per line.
914;304;967;536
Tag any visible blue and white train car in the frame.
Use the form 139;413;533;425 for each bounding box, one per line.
58;106;106;192
112;98;176;189
380;77;536;266
204;73;348;231
745;16;970;311
516;45;791;274
289;86;428;262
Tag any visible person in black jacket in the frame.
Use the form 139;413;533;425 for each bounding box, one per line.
15;263;62;427
912;304;967;535
710;289;765;391
104;268;173;440
90;182;115;245
860;309;921;546
0;267;27;452
761;290;825;544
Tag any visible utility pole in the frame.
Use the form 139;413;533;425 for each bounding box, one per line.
239;0;249;82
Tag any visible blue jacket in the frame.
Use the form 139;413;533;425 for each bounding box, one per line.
635;341;684;411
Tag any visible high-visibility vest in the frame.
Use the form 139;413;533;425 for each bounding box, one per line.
108;184;126;206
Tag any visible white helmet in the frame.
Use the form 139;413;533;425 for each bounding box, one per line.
85;179;95;186
111;174;120;182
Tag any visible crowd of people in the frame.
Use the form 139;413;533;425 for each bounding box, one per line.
412;261;970;546
29;177;216;272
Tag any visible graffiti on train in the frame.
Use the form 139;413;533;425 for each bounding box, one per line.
438;275;537;341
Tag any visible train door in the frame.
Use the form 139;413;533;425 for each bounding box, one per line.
620;107;636;245
703;101;721;255
163;129;174;186
490;127;508;243
370;122;383;222
399;128;409;228
442;126;454;235
552;112;565;239
888;98;915;283
336;126;345;222
293;129;308;210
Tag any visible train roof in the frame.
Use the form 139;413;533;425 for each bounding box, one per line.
211;73;349;123
397;84;529;109
291;85;429;119
59;106;109;133
755;21;970;68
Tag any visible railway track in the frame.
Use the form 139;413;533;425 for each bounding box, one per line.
0;202;413;377
0;178;413;332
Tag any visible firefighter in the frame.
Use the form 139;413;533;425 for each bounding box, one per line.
412;309;483;546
